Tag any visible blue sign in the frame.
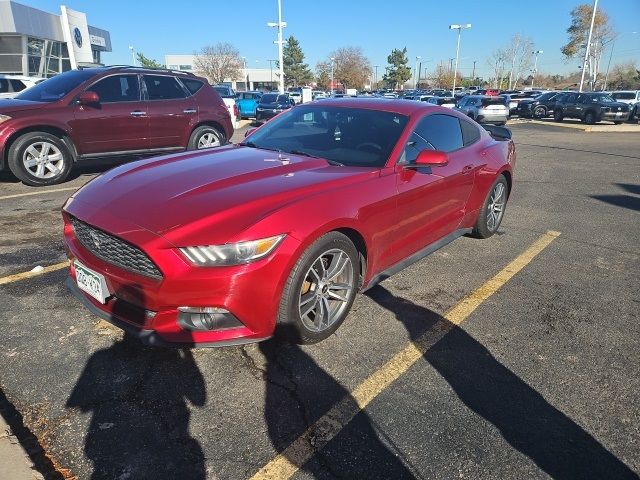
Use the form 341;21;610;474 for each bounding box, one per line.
73;27;82;48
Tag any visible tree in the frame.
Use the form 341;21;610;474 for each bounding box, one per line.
136;52;164;69
283;36;313;87
607;61;640;90
505;34;534;89
561;3;615;90
326;47;372;90
315;61;331;90
193;43;243;85
429;62;461;89
383;47;411;89
487;48;508;88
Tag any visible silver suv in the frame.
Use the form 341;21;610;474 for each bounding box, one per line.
610;91;640;120
455;95;509;125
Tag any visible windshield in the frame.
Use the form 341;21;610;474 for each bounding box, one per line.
243;105;408;167
611;92;635;100
588;94;615;103
481;97;507;107
261;94;288;103
15;69;96;102
213;86;234;98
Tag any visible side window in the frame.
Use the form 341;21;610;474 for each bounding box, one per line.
577;94;589;103
89;75;140;103
0;79;8;93
458;98;467;107
400;132;435;164
414;114;464;152
143;75;187;100
460;119;481;146
566;94;577;103
181;78;204;95
10;80;27;92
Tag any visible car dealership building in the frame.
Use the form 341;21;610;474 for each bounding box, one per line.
0;0;111;77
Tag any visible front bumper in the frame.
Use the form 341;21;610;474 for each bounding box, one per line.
255;109;280;121
62;200;299;346
601;111;630;122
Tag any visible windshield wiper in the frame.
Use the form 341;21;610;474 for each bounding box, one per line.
289;150;344;166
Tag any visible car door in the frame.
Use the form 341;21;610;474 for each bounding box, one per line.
392;113;476;263
143;74;196;149
70;74;149;155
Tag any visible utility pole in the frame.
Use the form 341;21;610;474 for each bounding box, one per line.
267;59;277;90
531;50;543;88
471;60;476;80
417;61;422;88
374;65;379;89
267;0;286;93
579;0;598;92
330;57;335;95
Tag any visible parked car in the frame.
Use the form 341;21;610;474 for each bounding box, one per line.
0;75;44;99
236;91;262;118
502;91;542;115
213;85;240;128
516;91;562;118
475;89;500;96
455;95;509;125
255;93;295;122
554;92;631;124
427;96;457;109
0;66;234;186
610;90;640;120
289;91;302;104
312;90;327;100
62;98;515;346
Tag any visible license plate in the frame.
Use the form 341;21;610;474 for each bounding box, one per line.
616;112;623;117
75;261;110;304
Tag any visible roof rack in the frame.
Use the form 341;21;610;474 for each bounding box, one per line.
103;65;196;76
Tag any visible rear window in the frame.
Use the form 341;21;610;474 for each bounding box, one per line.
182;78;204;95
481;97;507;107
611;92;635;100
143;75;187;100
460;119;481;146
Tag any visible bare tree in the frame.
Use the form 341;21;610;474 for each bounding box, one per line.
487;48;508;88
428;62;461;89
193;43;243;85
505;34;534;90
315;61;332;90
326;47;372;90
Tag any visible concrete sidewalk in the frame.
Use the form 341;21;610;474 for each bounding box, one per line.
508;117;640;132
0;415;43;480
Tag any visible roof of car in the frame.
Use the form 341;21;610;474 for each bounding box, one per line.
314;97;439;115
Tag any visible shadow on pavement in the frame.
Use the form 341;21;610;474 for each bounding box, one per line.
367;285;638;480
258;325;417;479
590;194;640;212
616;183;640;195
66;291;206;480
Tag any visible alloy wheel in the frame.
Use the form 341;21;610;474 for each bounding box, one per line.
22;142;64;179
197;131;221;149
298;249;354;332
487;182;506;232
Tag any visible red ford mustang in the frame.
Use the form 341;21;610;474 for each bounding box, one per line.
62;98;515;346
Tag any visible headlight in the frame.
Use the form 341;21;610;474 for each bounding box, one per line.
0;114;12;124
179;234;285;266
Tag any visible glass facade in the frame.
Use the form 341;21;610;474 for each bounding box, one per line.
27;37;71;77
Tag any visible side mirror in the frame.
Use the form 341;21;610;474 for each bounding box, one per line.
78;91;99;105
414;150;448;167
244;127;257;138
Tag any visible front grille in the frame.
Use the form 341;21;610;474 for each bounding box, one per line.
70;216;163;279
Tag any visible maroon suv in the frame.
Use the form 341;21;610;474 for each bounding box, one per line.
0;67;234;186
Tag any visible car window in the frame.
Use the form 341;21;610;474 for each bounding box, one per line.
400;132;435;164
89;75;140;103
0;79;8;93
9;79;27;92
460;119;481;146
414;114;464;152
261;93;278;103
15;69;95;102
566;94;577;103
143;75;186;100
181;78;204;95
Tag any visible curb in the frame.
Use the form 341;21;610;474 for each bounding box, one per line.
0;416;44;480
508;118;640;132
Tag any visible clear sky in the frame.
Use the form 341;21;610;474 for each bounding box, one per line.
21;0;640;79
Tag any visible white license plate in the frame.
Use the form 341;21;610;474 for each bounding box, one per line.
75;261;110;304
616;112;623;117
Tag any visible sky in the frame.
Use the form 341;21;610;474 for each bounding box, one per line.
20;0;640;79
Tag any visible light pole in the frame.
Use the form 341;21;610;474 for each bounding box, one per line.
128;45;136;66
414;55;421;88
267;0;287;93
330;57;335;95
242;56;247;91
603;31;637;90
449;23;471;95
374;65;379;90
531;50;543;88
579;0;598;92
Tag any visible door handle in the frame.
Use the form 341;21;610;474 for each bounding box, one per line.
462;164;474;174
130;111;146;116
183;109;197;114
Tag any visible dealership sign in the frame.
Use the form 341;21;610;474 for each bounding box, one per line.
60;6;94;68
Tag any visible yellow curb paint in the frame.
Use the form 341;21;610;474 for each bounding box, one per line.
0;262;68;285
0;187;78;201
250;230;561;480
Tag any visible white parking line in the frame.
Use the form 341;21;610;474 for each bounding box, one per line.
0;187;78;201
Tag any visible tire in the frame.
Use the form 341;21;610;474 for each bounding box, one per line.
276;231;359;344
471;174;509;239
533;106;546;119
7;132;73;186
614;121;623;125
188;125;225;150
584;110;596;125
554;110;564;122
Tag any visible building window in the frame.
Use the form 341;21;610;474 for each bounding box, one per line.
27;36;71;77
0;35;24;75
179;64;192;71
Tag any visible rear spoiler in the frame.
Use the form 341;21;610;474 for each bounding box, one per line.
483;124;512;140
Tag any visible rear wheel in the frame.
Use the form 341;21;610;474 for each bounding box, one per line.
188;125;225;150
277;232;359;344
533;106;546;119
554;110;564;122
584;110;597;125
471;175;508;239
7;132;73;186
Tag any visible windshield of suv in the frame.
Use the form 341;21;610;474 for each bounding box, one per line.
588;94;615;103
213;86;234;98
242;105;408;167
261;94;288;104
15;69;96;102
611;92;635;100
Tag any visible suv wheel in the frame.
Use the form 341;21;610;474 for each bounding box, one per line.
533;106;546;119
554;110;564;122
8;132;73;186
188;126;225;150
584;110;596;125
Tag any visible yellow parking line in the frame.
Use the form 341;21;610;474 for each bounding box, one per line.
0;261;68;285
250;230;561;480
0;187;78;201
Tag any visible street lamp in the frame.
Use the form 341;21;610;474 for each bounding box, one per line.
414;55;421;88
267;0;287;93
449;23;471;95
603;31;637;90
374;65;380;90
531;50;543;88
242;56;247;91
330;57;335;95
128;45;136;66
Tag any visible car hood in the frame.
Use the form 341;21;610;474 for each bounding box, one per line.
0;98;46;114
68;146;376;245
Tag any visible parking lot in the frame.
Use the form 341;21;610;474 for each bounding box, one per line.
0;123;639;479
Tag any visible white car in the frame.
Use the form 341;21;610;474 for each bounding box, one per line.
289;91;302;104
212;85;240;128
610;90;640;120
0;75;44;99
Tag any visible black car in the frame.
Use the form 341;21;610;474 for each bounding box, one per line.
255;93;295;122
554;92;631;124
516;91;562;118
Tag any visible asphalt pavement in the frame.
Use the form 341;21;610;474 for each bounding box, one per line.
0;123;638;479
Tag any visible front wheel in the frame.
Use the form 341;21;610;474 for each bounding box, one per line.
533;106;546;119
584;111;597;125
471;175;509;239
188;125;225;150
7;132;73;186
277;232;359;344
554;110;564;122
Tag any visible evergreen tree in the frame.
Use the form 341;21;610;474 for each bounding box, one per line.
283;36;313;87
383;47;411;89
136;52;164;69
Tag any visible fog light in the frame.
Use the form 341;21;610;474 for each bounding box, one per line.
177;306;242;331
